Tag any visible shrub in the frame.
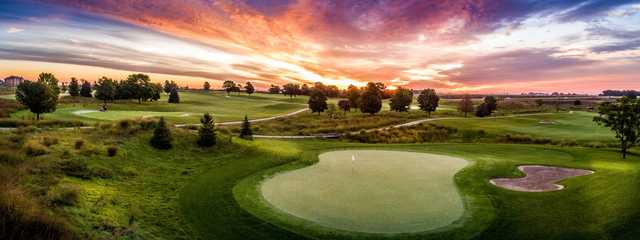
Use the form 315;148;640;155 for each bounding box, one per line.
22;141;48;157
118;120;131;129
0;151;24;165
107;146;118;157
41;136;59;147
47;184;80;206
57;160;91;179
74;140;84;150
90;167;113;179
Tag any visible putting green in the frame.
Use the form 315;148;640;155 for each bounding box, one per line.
260;150;469;234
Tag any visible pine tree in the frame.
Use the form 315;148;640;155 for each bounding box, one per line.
239;115;253;140
168;88;180;103
197;113;216;147
150;117;172;149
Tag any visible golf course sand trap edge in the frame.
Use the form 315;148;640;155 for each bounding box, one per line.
490;165;594;192
260;150;469;234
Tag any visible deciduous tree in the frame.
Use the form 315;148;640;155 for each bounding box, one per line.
390;87;413;112
15;81;58;120
94;77;116;104
594;97;640;159
245;82;255;95
308;88;328;114
338;100;351;112
458;95;474;118
223;80;236;96
37;72;60;96
359;82;382;115
203;81;210;91
417;89;439;117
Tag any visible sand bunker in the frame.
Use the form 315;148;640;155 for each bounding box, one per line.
490;165;594;192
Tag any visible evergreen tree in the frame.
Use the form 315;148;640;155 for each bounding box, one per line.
150;117;172;149
68;78;80;97
458;94;474;118
245;82;255;95
197;113;216;147
239;115;253;140
80;80;92;97
308;88;328;114
475;96;498;117
417;89;439;118
168;87;180;103
15;81;58;120
359;82;382;115
389;87;413;112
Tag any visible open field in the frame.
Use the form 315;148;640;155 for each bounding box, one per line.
10;91;308;123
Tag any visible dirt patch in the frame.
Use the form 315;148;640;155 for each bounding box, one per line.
490;165;594;192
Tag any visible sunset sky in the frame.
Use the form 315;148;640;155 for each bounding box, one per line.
1;0;639;94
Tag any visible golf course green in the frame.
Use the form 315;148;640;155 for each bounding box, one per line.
260;150;468;233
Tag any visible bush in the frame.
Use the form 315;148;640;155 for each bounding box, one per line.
74;140;84;150
0;187;76;239
0;119;84;128
57;160;91;179
22;141;48;157
107;146;118;157
90;167;113;179
47;184;80;206
0;151;24;165
118;120;131;129
41;136;59;147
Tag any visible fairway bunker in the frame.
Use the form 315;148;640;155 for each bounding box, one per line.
490;165;594;192
260;150;469;234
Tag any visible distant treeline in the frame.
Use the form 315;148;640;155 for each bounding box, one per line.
600;90;639;97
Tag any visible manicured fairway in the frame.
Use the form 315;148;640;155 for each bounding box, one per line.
260;150;468;233
11;91;307;123
431;111;614;143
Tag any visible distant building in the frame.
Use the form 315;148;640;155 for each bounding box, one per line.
3;76;25;87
